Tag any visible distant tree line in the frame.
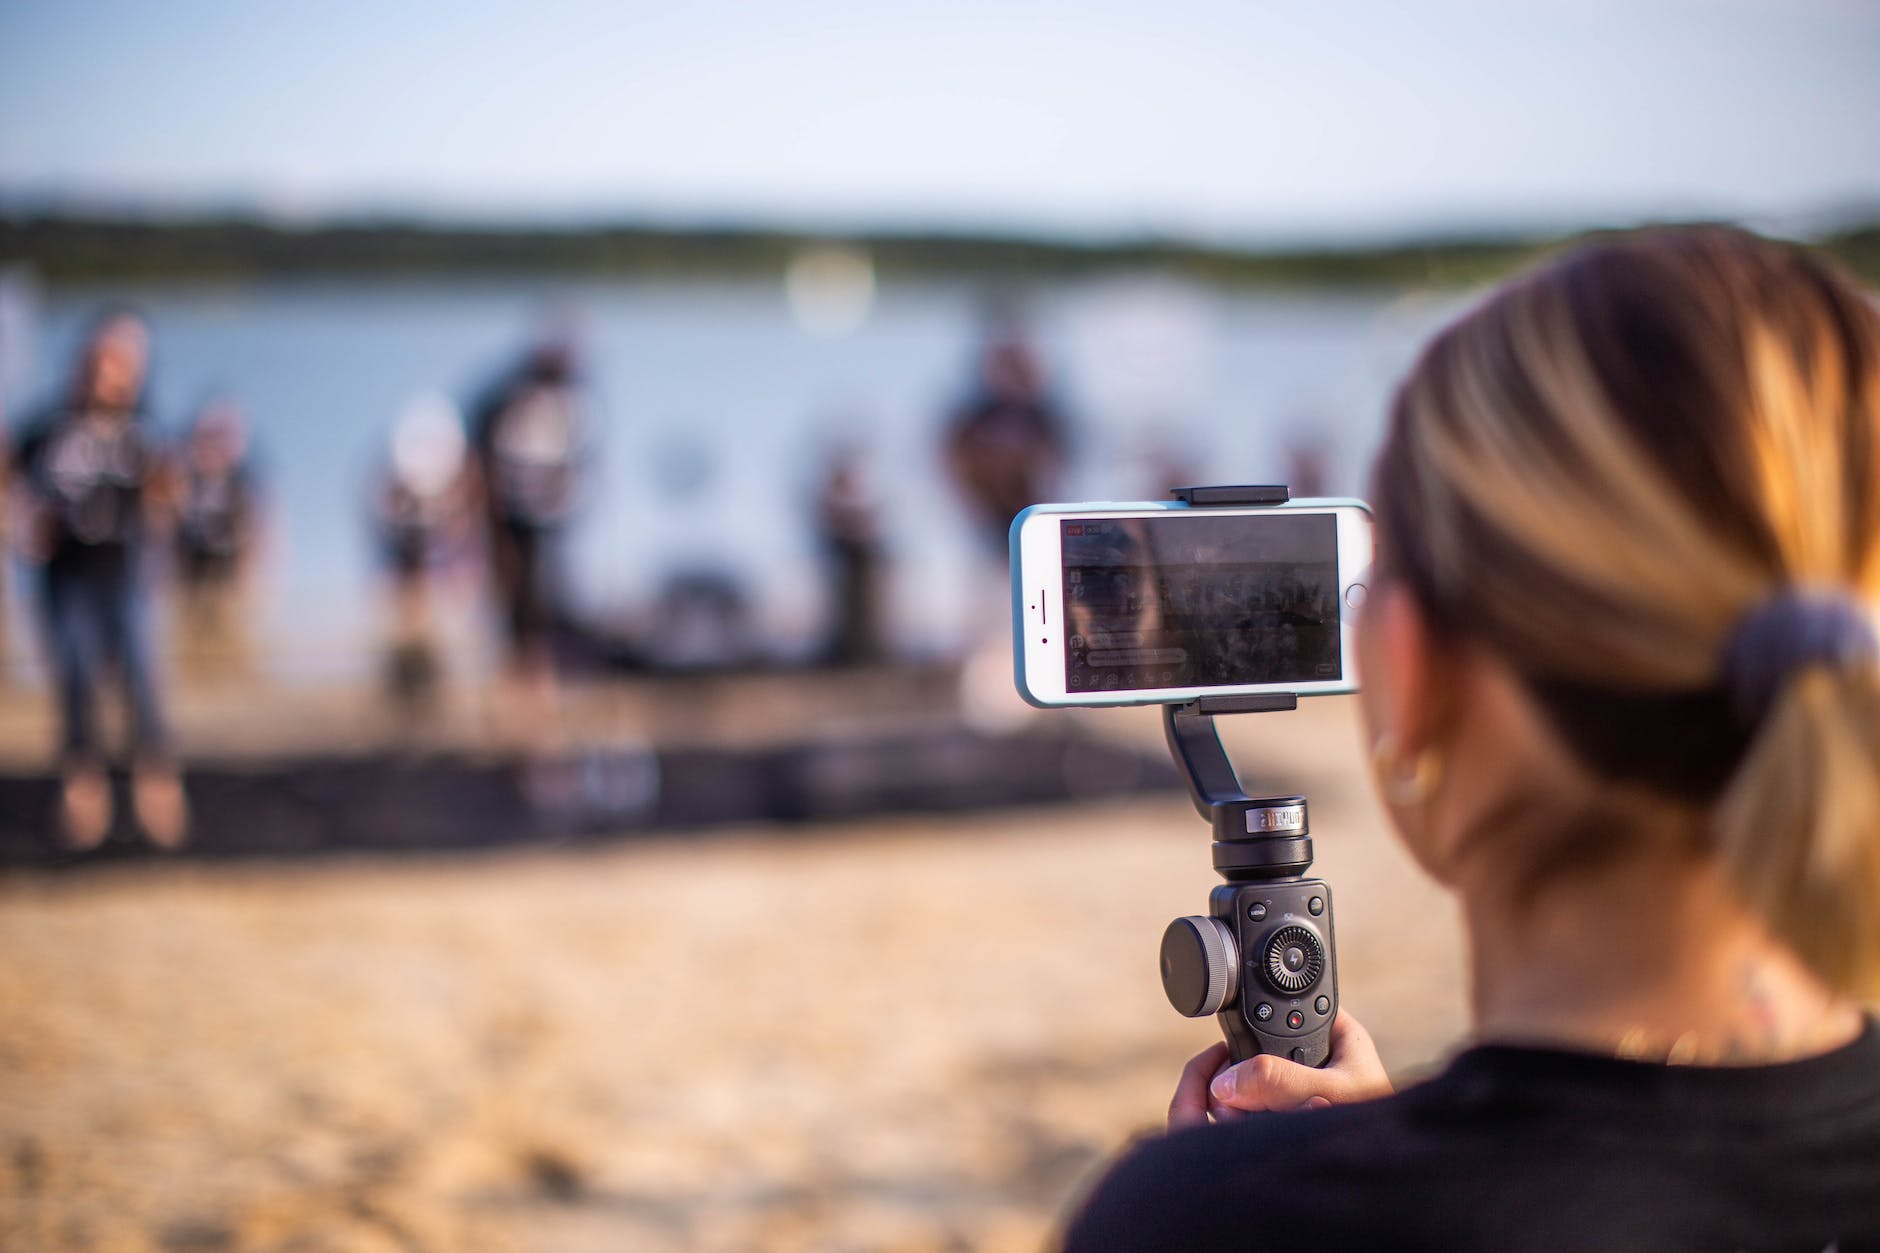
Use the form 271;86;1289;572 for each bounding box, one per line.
1;211;1874;287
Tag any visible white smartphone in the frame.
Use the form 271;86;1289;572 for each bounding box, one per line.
1010;498;1374;707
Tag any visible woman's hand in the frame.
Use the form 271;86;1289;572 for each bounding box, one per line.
1167;1011;1394;1131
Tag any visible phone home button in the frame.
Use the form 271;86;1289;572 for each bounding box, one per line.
1344;582;1368;610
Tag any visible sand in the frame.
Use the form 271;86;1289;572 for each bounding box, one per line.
0;696;1468;1251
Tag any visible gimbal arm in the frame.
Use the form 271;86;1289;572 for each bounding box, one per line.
1163;698;1313;878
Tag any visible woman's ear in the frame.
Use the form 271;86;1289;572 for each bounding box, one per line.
1358;582;1450;757
1359;582;1473;881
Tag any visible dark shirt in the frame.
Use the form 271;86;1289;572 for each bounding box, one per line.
946;392;1067;539
375;478;455;576
468;369;582;531
14;405;155;576
177;464;254;571
1064;1021;1880;1252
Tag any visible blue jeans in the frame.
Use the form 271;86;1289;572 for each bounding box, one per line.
39;560;168;766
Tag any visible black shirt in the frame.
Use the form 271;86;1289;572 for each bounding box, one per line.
14;405;155;576
177;463;253;569
1064;1021;1880;1252
945;391;1067;534
468;368;582;531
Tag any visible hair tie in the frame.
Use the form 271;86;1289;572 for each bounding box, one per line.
1720;590;1879;727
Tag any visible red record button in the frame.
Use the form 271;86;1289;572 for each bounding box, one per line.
1286;1009;1305;1029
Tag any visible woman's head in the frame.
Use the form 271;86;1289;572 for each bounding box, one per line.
1365;225;1880;996
70;307;150;415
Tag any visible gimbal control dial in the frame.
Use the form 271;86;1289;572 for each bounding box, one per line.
1263;925;1325;994
1160;916;1240;1017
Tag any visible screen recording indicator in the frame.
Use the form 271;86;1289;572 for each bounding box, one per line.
1060;513;1342;693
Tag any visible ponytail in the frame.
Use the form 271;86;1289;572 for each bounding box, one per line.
1716;663;1880;997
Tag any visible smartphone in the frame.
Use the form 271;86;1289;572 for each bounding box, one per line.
1010;499;1374;707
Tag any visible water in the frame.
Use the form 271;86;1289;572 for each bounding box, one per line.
7;273;1461;678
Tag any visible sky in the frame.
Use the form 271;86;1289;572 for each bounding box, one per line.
1;0;1877;243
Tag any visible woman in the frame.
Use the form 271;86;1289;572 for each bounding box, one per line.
1065;227;1880;1249
14;309;186;849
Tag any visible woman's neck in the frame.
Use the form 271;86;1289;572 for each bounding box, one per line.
1461;849;1862;1064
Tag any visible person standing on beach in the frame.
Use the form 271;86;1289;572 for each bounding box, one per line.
814;443;887;666
944;329;1070;553
12;310;186;849
946;327;1075;715
173;398;262;678
373;392;477;722
466;337;586;766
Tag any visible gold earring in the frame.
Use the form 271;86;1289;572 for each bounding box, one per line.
1371;734;1445;808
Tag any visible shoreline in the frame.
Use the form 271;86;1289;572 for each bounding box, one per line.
9;213;1876;287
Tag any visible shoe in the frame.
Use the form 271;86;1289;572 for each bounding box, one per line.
132;766;189;851
58;765;112;851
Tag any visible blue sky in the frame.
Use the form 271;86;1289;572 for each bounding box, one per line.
1;0;1876;241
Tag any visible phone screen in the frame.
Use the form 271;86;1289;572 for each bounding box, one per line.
1060;512;1342;693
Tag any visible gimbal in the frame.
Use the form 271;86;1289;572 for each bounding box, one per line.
1155;485;1338;1067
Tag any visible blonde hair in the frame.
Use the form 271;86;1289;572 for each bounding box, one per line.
1372;226;1880;996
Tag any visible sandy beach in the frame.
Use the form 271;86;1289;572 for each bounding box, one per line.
0;695;1467;1251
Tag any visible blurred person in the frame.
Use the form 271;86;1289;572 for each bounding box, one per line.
373;393;476;721
948;327;1072;722
11;309;185;849
466;337;586;753
1066;228;1880;1249
944;329;1070;552
814;443;886;666
172;397;263;677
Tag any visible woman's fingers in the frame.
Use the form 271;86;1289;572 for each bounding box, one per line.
1209;1051;1339;1112
1209;1010;1395;1113
1170;1012;1394;1129
1167;1042;1231;1131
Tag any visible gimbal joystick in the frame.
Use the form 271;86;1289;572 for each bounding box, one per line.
1155;486;1339;1067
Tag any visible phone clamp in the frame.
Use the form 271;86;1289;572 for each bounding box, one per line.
1155;484;1339;1067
